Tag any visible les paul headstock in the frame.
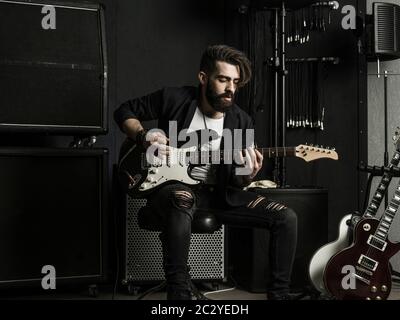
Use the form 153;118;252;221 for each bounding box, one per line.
295;144;339;162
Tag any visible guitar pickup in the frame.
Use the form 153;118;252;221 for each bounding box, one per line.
358;254;378;272
367;235;387;252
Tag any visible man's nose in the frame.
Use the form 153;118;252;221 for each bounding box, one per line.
226;81;235;92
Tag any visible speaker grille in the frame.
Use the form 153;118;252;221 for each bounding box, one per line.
374;2;400;59
0;0;107;134
124;197;225;282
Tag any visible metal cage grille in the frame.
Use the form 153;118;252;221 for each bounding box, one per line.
124;197;225;282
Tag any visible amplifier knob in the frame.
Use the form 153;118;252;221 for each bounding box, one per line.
381;285;388;292
371;286;377;293
376;296;382;300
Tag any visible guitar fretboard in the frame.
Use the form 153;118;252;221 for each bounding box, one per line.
374;184;400;241
192;147;297;163
364;151;400;218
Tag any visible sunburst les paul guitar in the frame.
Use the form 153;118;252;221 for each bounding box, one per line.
118;135;339;198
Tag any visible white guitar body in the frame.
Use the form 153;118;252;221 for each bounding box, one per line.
138;146;201;192
308;214;352;294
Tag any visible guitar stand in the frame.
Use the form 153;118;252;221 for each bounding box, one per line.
358;163;400;210
391;269;400;281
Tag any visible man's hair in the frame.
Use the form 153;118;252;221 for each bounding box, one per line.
200;45;252;87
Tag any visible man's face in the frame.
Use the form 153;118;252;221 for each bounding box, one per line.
205;61;240;113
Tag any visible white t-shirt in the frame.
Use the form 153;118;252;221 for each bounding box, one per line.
186;107;224;184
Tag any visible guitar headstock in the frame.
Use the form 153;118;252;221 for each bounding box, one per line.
295;144;339;162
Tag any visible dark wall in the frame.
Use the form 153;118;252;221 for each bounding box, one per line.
114;0;226;159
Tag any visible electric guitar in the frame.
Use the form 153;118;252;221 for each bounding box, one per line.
118;135;338;198
322;132;400;300
323;183;400;300
308;131;400;296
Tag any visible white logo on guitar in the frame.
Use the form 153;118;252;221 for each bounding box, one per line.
341;265;356;290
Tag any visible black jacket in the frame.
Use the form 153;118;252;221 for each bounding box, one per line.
114;86;256;207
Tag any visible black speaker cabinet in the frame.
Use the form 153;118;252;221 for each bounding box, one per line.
0;147;108;288
228;187;328;292
367;2;400;61
0;0;107;134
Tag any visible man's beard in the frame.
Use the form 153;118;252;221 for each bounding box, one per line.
205;82;235;113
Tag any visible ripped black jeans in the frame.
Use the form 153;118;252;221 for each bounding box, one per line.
146;183;297;297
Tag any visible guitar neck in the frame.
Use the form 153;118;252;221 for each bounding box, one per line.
213;147;297;161
173;145;337;164
374;183;400;241
258;147;297;158
364;151;400;218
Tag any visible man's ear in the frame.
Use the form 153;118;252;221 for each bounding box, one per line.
198;71;207;85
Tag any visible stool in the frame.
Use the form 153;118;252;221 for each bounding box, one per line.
136;206;222;300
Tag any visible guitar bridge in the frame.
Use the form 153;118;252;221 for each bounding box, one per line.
354;273;371;285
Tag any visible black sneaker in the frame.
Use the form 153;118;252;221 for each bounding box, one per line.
167;288;192;300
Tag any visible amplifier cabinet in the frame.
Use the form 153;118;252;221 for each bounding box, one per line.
123;197;225;284
0;147;108;288
0;0;108;134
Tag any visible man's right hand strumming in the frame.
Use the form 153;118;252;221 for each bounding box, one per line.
122;118;169;157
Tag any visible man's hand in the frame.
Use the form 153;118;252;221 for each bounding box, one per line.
234;147;264;187
144;131;170;157
241;147;263;180
244;147;263;179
